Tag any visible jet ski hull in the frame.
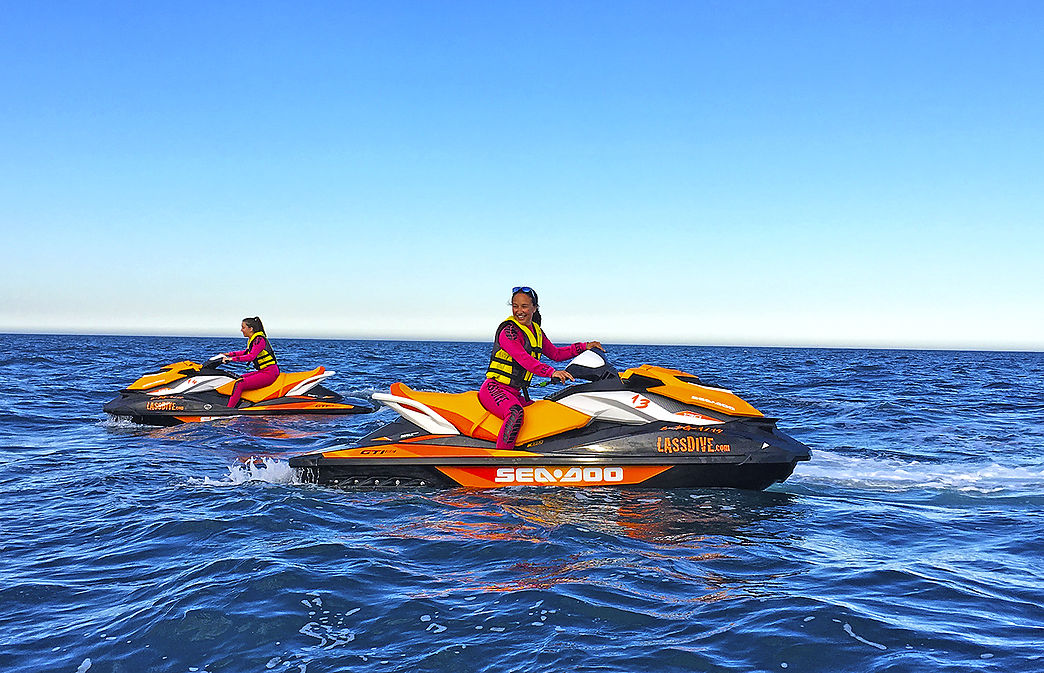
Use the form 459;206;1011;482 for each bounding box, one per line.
289;416;810;491
104;390;372;426
291;458;802;491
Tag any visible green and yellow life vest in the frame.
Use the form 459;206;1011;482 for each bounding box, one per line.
247;331;278;370
485;317;543;390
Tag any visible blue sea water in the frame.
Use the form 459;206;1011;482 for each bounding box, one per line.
1;333;1043;673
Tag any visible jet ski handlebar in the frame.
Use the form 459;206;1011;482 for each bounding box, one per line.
201;354;231;370
532;348;619;389
563;347;619;382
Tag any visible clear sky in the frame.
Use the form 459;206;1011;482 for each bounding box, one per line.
2;1;1042;350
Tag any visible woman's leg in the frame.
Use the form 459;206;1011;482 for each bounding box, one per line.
227;367;280;408
478;378;527;449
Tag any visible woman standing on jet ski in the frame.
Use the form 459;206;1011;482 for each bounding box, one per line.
222;316;280;408
480;287;602;450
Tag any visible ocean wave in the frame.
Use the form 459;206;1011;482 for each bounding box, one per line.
793;449;1044;493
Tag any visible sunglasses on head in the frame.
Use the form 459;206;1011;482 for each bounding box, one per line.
512;286;534;294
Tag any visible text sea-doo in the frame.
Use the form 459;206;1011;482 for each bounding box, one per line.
104;356;374;426
289;350;811;490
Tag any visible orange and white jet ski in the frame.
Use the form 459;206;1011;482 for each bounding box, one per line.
104;356;374;426
289;350;811;490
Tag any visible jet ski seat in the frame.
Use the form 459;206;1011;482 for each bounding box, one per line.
389;382;591;445
216;366;328;403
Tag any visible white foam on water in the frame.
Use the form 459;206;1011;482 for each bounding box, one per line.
75;658;92;673
192;458;300;487
842;622;887;650
299;619;356;648
100;415;150;429
795;449;1044;493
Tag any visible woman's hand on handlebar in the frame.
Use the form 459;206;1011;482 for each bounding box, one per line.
586;341;603;351
550;370;575;384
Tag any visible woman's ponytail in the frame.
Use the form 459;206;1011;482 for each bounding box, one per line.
242;316;265;334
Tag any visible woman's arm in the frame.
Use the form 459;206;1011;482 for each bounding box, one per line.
540;335;588;362
227;337;266;363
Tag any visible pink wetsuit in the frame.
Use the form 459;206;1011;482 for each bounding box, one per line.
225;336;280;408
478;322;586;449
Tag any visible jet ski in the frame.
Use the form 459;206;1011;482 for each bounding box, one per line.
104;355;374;426
289;349;811;490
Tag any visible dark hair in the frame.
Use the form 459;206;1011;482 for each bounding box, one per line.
242;316;265;334
512;289;542;326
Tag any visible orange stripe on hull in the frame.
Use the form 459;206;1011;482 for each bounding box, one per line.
320;444;540;459
437;465;672;488
247;401;357;411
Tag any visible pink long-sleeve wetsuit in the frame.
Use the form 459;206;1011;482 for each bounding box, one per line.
225;336;280;408
478;322;587;449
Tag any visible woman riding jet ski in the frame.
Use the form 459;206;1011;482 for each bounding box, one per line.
479;286;603;450
221;316;282;409
289;350;813;491
104;317;373;425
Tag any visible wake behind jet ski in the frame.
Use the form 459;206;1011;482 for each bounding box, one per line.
289;349;811;490
104;355;374;426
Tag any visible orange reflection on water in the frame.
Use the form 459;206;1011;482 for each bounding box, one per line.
380;488;801;604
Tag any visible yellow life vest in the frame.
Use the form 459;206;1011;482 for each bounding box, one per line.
485;317;543;390
247;331;278;370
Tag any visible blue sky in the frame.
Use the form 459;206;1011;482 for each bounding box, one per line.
2;1;1042;349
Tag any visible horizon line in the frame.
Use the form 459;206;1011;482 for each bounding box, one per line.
2;329;1041;355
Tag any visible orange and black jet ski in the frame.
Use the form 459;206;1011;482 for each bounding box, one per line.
289;350;811;490
104;355;374;426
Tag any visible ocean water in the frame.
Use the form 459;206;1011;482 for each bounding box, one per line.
1;333;1043;673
